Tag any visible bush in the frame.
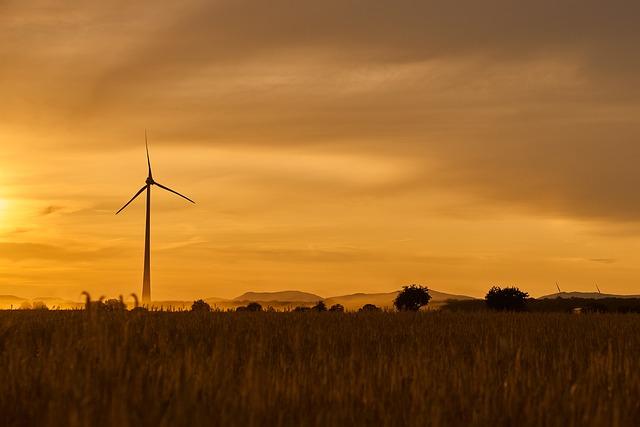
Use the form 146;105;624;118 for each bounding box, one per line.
312;301;327;312
293;306;311;312
394;284;432;311
329;304;345;312
584;301;607;313
32;301;49;310
104;298;126;312
191;299;211;312
246;302;263;312
485;286;529;311
359;304;381;312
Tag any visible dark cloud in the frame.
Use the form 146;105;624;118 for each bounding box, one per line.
1;0;640;223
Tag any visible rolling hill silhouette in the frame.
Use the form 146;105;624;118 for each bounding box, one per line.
539;291;640;300
17;288;640;310
233;291;323;303
324;290;475;310
0;289;476;310
0;295;82;309
229;289;476;310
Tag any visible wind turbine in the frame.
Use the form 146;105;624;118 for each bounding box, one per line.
116;131;195;304
596;283;602;294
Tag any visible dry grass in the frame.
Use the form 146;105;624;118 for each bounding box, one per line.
0;311;638;426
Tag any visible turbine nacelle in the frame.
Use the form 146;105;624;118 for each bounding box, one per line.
116;134;195;215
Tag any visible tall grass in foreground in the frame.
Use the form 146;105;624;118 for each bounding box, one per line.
0;311;638;426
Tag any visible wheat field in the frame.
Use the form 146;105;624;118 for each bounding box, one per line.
0;310;638;426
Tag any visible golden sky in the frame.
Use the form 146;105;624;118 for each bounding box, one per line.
1;0;640;300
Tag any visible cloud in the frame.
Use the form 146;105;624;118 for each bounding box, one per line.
589;258;617;264
4;4;638;259
0;242;120;262
40;205;64;216
2;1;639;119
1;0;640;304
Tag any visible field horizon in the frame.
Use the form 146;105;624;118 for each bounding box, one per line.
4;287;640;311
0;287;476;310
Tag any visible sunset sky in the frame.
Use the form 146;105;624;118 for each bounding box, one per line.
1;0;640;300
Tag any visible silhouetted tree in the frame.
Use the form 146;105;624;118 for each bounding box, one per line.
359;304;381;312
312;301;327;312
293;306;311;312
394;284;432;311
32;301;49;310
485;286;529;311
329;304;345;312
104;298;126;312
191;299;211;312
246;302;263;312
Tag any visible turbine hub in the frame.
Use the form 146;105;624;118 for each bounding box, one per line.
146;176;155;185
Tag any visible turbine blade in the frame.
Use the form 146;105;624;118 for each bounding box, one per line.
145;129;152;178
154;182;195;204
116;185;147;214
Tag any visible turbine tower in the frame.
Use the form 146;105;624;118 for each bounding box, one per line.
116;132;195;304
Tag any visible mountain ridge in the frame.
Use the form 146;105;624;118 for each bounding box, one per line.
233;290;323;303
539;291;640;300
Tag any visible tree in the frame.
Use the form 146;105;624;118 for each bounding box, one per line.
191;299;211;312
329;304;345;312
32;301;49;310
359;304;381;312
246;302;263;312
485;286;529;311
312;301;327;312
394;284;432;311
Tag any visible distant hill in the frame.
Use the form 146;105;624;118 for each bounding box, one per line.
324;290;475;310
234;291;323;303
0;295;26;303
0;295;27;308
0;295;81;309
203;297;227;302
32;296;81;307
539;292;640;300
